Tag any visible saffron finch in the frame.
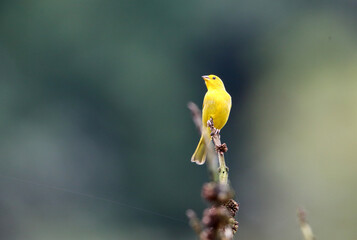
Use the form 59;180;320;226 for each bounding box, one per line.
191;75;232;165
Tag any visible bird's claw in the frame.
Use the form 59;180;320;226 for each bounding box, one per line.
207;118;214;128
210;128;220;137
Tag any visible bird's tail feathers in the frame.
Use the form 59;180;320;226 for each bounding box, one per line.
191;135;206;165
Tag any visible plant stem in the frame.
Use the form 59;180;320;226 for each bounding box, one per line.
297;208;316;240
207;118;229;185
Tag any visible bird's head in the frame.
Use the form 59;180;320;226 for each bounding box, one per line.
202;75;225;90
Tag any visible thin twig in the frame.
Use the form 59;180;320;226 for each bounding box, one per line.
297;208;316;240
186;209;203;235
187;102;202;134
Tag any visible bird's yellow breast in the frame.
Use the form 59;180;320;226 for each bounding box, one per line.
202;89;232;130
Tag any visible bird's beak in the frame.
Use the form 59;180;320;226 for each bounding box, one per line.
202;75;210;81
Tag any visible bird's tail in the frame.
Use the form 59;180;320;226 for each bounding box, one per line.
191;134;207;165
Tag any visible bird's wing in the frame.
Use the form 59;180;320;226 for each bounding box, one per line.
203;91;215;108
202;92;216;125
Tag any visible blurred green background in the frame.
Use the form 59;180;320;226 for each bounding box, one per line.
1;1;356;239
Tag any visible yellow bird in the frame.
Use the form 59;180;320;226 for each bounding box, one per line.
191;74;232;165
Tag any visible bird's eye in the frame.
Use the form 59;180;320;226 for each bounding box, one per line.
212;76;216;80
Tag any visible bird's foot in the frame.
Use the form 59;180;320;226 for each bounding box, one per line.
207;118;214;128
210;128;220;137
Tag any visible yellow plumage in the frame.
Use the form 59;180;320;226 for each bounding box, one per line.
191;74;232;165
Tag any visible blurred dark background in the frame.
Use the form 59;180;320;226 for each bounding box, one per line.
1;1;356;239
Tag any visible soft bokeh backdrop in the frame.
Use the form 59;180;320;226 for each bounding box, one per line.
0;1;356;239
